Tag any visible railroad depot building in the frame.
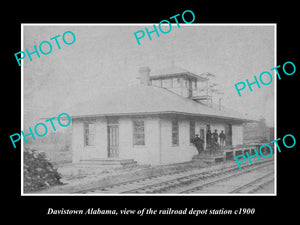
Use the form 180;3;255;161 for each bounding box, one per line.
69;66;252;165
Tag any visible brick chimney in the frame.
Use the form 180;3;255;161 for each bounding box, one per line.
139;66;151;85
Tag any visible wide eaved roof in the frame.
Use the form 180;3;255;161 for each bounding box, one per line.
65;84;254;122
150;65;208;81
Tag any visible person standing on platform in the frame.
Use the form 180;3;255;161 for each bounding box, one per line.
192;134;204;155
206;129;212;154
219;130;226;148
212;129;219;153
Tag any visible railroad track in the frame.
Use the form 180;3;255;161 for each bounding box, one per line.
178;163;274;194
125;160;274;194
229;171;274;193
74;158;274;194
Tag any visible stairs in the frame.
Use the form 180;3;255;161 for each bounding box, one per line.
192;153;225;163
79;158;138;167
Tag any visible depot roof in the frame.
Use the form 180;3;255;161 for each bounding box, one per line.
66;84;254;122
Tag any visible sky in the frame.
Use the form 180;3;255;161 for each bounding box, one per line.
23;24;275;128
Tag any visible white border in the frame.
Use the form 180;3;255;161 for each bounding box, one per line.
274;25;277;196
21;23;277;196
21;25;24;195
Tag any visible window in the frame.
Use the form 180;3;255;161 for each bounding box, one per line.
188;80;193;98
182;78;188;87
133;120;145;146
172;120;179;146
84;122;95;146
206;124;211;131
192;80;197;90
190;121;195;143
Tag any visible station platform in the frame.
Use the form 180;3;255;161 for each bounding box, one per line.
192;143;272;163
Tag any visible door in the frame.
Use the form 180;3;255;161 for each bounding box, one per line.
107;124;119;158
225;124;232;146
199;128;205;141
